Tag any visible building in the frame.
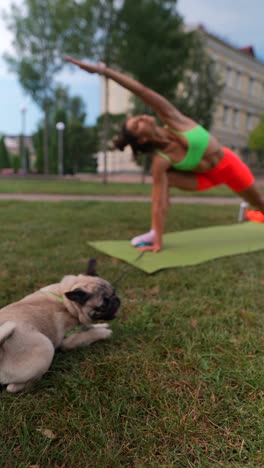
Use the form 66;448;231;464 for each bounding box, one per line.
4;135;34;156
203;27;264;158
1;135;35;173
98;78;140;174
98;26;264;173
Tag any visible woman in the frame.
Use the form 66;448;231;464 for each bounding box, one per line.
65;56;264;252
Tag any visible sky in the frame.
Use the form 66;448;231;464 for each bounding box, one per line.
0;0;263;136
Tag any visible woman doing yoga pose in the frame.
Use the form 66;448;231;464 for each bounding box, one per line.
65;56;264;252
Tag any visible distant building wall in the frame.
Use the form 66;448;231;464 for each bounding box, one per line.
205;31;264;156
97;148;141;174
4;135;34;156
100;79;132;115
98;79;140;173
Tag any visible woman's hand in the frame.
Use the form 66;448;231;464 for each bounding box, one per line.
137;243;161;253
65;56;106;75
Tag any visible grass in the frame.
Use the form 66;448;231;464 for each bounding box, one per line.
0;200;263;466
0;176;240;197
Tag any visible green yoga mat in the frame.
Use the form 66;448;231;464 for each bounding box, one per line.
89;222;264;273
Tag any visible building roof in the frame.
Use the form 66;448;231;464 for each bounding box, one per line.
196;24;263;64
239;46;255;57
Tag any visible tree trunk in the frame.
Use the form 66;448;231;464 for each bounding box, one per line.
43;103;49;175
102;76;109;184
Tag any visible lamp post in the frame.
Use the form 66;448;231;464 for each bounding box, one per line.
56;122;65;176
20;105;27;174
102;76;109;184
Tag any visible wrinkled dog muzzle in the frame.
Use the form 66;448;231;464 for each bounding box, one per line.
91;294;121;321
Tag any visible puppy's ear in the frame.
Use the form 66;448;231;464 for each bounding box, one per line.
86;258;98;276
65;288;92;305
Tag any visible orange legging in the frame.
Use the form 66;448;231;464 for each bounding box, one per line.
196;147;254;192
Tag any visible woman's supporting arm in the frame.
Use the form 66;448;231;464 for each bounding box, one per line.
137;156;171;252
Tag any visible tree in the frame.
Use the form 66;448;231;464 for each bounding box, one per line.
32;126;44;173
114;1;221;127
68;122;98;173
86;0;222;178
248;116;264;166
3;0;95;174
33;85;98;173
52;86;98;173
87;0;121;183
0;137;11;169
116;0;190;101
95;112;126;147
11;154;21;173
19;135;30;172
4;0;222;176
89;0;220;179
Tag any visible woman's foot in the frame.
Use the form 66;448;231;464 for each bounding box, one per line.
131;229;156;247
246;210;264;222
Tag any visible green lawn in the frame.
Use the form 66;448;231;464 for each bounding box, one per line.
0;176;237;197
0;200;263;466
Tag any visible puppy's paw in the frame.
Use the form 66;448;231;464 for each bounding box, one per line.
91;323;110;329
6;383;27;393
94;327;112;340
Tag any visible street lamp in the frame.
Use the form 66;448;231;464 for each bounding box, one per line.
20;105;27;174
56;122;65;176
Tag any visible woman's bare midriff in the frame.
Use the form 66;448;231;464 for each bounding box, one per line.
161;130;224;173
195;147;224;172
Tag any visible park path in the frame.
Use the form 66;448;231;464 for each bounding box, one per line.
0;193;241;205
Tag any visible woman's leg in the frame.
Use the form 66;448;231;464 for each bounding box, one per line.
218;149;264;213
237;183;264;213
167;170;198;191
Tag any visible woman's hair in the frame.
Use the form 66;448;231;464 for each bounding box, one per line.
113;120;156;159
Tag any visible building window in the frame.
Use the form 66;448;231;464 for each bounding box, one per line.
235;71;241;91
248;77;254;95
233;109;239;129
223;106;231;126
226;66;233;87
246;113;254;131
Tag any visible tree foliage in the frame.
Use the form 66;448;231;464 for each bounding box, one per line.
248;116;264;165
0;137;11;169
3;0;222;175
33;86;98;173
249;116;264;152
3;0;95;173
3;0;95;105
89;0;120;63
90;0;222;127
95;112;126;149
76;0;222;176
116;0;190;97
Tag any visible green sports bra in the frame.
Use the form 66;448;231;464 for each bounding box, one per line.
156;125;210;171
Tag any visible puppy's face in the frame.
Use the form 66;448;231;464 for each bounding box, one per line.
65;276;120;325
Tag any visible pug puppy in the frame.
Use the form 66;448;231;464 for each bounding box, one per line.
0;259;120;393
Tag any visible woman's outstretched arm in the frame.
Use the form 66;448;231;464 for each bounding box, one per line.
65;56;191;126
